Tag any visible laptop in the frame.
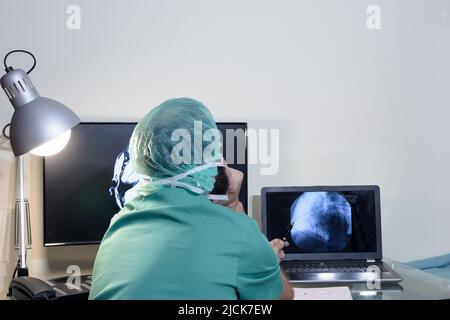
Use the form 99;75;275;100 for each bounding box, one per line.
261;185;402;283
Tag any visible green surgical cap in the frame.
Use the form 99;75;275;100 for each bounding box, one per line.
130;98;222;194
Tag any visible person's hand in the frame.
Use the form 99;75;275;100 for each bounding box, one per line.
270;239;289;261
213;161;245;213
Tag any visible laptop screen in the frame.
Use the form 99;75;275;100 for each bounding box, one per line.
263;186;381;259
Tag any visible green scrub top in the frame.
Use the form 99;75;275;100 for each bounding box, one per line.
89;187;282;300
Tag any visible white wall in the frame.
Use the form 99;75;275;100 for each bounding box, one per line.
1;0;450;299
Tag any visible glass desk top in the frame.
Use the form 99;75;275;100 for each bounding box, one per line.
291;258;450;300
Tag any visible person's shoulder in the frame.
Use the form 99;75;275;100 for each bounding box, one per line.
208;202;257;228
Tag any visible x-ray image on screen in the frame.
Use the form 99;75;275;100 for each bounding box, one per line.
290;192;352;253
265;189;377;254
109;145;140;209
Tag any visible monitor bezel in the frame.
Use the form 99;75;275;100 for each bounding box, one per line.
43;121;248;247
261;185;382;261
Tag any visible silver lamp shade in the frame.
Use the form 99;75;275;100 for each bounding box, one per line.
1;68;80;156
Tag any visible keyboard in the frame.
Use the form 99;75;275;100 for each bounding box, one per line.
283;262;388;274
281;261;402;283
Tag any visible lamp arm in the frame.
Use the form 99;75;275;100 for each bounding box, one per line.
17;155;29;276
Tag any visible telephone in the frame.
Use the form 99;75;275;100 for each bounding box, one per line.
10;276;56;300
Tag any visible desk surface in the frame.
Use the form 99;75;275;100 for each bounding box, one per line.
292;258;450;300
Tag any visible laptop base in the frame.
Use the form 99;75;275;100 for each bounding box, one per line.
283;260;403;284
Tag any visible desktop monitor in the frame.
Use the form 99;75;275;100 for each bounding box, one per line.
43;122;248;246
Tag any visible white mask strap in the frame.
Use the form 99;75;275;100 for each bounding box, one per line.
208;194;229;201
162;161;224;184
140;161;225;195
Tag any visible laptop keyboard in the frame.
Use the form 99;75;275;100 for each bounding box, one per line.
283;262;388;274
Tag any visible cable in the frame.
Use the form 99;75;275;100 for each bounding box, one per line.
12;259;19;279
3;50;36;74
2;123;10;139
6;259;20;297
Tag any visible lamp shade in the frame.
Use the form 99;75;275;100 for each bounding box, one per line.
1;68;80;156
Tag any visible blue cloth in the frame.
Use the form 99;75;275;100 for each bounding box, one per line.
408;253;450;279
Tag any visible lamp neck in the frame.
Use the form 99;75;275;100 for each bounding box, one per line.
0;68;40;109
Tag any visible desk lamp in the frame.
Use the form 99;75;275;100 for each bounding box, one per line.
1;50;80;277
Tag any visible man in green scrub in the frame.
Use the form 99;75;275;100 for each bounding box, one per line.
89;98;292;300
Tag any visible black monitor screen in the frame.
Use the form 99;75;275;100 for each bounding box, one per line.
43;122;248;246
265;190;378;254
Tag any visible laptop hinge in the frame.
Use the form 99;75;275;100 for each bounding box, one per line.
367;259;376;263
